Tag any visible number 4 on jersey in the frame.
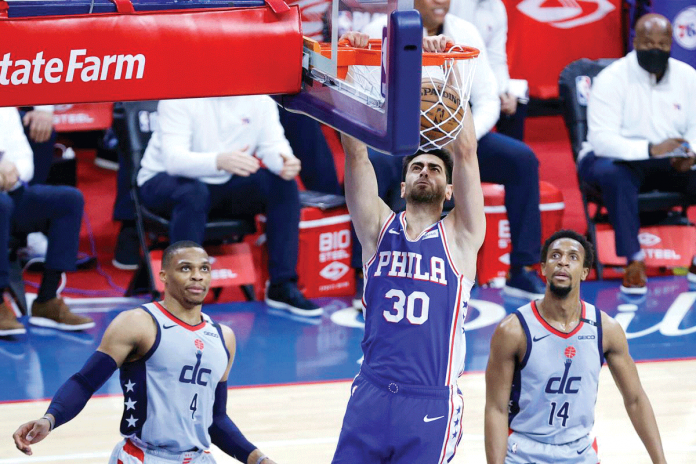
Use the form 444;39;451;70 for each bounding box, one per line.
190;393;198;419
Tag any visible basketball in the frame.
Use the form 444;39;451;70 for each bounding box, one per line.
420;78;465;148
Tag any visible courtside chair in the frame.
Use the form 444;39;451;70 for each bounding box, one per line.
559;58;695;279
112;101;257;300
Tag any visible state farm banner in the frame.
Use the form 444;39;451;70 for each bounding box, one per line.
0;4;302;107
503;0;624;99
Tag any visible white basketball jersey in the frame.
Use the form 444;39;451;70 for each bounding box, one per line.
508;301;603;445
118;302;229;453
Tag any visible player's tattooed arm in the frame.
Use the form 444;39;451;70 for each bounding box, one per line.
602;312;667;464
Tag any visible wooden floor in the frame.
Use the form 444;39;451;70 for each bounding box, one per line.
1;359;694;464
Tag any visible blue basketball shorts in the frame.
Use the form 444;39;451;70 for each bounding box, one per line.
506;431;599;464
332;363;464;464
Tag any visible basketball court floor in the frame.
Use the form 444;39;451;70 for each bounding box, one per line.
1;276;695;463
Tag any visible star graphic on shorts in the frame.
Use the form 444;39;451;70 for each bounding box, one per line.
124;398;137;410
456;406;461;414
124;380;136;392
452;432;457;439
125;415;138;427
454;418;459;426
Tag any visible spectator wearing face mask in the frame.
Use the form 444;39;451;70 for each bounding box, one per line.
577;13;696;295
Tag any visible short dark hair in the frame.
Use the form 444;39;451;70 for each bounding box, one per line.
402;148;454;184
162;240;205;269
540;230;594;270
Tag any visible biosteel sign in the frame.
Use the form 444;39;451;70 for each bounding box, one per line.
595;225;696;267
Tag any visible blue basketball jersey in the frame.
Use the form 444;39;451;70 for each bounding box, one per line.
509;301;604;445
361;211;473;387
118;302;229;453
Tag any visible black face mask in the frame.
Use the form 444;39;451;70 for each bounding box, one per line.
636;48;670;75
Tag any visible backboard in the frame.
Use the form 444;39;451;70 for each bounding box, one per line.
274;0;424;156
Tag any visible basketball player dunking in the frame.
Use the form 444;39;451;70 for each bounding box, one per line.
485;230;667;464
13;241;277;464
332;33;485;464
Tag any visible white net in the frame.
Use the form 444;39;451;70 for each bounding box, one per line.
419;49;477;151
345;46;478;151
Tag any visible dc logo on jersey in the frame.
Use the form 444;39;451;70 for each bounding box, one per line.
194;339;204;350
545;346;581;394
517;0;615;29
674;7;696;50
179;351;212;386
575;76;591;107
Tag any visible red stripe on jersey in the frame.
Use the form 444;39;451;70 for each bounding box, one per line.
124;439;145;462
530;300;586;339
445;275;464;385
154;302;206;331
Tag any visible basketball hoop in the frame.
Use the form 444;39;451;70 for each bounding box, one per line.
305;37;479;151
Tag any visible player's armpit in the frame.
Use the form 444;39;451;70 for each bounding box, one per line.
218;324;237;382
97;308;157;366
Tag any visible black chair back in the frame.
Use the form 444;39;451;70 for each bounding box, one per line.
558;58;616;160
112;100;159;188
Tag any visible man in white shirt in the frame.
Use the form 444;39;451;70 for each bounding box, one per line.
357;1;545;300
0;107;93;336
137;96;322;317
448;0;527;141
578;14;696;294
20;105;56;186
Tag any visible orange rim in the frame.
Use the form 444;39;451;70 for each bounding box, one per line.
316;38;479;67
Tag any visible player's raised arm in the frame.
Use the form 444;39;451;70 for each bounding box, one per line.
443;107;485;271
484;314;525;464
339;32;392;261
12;308;155;455
602;312;667;464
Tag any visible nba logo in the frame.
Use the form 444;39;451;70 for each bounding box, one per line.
575;76;591;106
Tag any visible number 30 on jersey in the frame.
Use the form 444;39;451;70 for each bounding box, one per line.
383;290;430;325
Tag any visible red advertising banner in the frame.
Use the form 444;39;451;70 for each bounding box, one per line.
477;181;564;285
252;206;355;299
503;0;624;99
595;224;696;268
0;6;302;107
53;103;113;132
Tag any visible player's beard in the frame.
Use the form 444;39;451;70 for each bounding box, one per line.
549;281;572;299
407;181;445;205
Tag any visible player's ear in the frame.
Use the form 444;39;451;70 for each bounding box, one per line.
581;267;589;281
159;269;166;284
444;184;453;200
540;262;547;277
400;182;406;198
